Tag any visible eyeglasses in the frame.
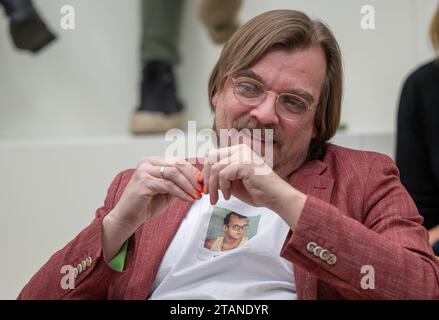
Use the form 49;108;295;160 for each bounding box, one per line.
230;76;313;120
229;224;249;231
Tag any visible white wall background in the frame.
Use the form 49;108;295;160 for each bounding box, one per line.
0;0;437;299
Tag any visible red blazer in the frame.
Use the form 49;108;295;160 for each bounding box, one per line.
18;144;439;299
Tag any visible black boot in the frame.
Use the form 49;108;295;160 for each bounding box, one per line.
130;60;184;134
0;0;56;53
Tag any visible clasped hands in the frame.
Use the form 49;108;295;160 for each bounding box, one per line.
110;144;305;235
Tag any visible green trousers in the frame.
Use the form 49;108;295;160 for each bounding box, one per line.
141;0;184;65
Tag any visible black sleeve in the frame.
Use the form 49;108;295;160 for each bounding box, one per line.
396;73;439;230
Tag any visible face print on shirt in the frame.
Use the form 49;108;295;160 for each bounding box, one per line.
203;206;261;253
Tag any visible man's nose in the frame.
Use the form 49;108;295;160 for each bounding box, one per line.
248;92;280;125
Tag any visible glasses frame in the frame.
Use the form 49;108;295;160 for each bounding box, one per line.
230;76;314;119
228;224;249;231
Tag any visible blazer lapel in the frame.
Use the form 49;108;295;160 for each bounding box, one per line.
289;160;334;300
123;200;193;299
123;161;204;299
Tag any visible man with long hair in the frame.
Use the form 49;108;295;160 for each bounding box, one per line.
19;10;439;300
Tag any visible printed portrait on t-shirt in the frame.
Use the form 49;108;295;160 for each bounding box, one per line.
203;206;261;252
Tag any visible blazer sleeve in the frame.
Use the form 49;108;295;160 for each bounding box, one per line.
17;170;132;300
281;154;439;299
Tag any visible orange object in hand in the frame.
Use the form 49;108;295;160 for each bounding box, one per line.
196;171;206;194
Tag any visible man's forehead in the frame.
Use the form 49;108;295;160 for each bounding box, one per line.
248;46;326;101
229;214;249;221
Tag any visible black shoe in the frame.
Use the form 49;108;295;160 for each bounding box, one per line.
0;0;56;53
130;60;184;134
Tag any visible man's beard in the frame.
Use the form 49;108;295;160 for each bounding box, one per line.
232;115;282;144
211;112;311;177
212;115;282;146
211;114;282;171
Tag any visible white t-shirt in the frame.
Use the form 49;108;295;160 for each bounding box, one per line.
149;192;296;300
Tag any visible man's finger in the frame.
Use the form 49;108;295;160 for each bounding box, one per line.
146;176;194;202
145;163;200;200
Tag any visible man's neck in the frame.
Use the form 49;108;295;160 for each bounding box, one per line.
223;236;241;247
275;157;307;180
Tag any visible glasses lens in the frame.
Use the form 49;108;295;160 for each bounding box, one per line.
231;76;311;120
233;78;265;103
277;94;309;117
231;224;249;231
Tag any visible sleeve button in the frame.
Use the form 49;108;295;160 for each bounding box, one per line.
326;253;337;265
306;242;317;253
319;249;330;261
73;267;79;278
313;246;323;257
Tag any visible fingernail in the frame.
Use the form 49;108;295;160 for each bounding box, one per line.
196;171;203;183
195;190;202;199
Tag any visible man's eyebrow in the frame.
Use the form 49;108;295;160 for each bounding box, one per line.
234;69;315;104
234;69;264;83
286;88;314;104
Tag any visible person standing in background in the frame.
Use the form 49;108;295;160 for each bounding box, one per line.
130;0;242;134
396;3;439;255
